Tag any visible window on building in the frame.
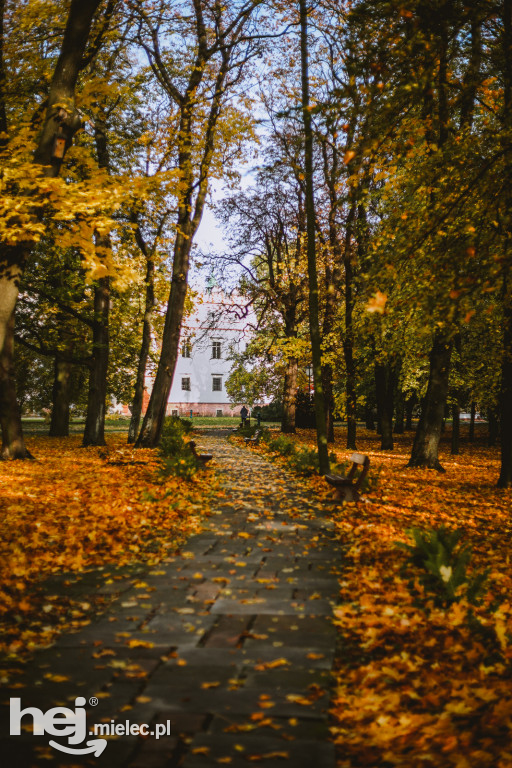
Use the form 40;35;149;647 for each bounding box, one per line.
212;341;221;359
181;377;191;391
171;409;179;417
216;409;223;417
212;376;222;392
181;339;192;358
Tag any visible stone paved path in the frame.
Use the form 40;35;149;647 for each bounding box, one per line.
1;431;343;768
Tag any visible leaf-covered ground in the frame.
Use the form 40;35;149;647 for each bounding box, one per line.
0;435;211;662
244;427;512;768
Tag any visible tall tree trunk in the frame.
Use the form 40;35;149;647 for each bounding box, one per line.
451;402;460;455
83;275;110;447
394;389;405;434
488;408;499;447
343;202;358;451
49;356;72;437
375;360;395;451
137;42;232;448
299;0;329;474
82;113;112;446
498;269;512;486
365;404;375;430
498;0;512;487
0;0;102;458
137;231;191;447
321;362;335;442
469;400;476;442
405;392;417;430
344;284;357;450
281;356;298;434
408;331;453;470
0;311;32;458
128;254;155;443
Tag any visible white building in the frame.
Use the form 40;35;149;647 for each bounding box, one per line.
165;288;252;417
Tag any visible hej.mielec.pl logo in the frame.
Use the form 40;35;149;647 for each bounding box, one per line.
10;696;171;757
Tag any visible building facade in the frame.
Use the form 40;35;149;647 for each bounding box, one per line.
164;289;251;417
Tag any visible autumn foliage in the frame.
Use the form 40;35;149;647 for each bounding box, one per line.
242;426;512;767
0;435;211;660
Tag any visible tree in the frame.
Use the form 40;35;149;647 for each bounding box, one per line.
299;0;329;473
215;162;310;434
0;0;107;458
135;0;265;447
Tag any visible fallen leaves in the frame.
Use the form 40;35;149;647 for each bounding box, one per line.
0;435;212;659
250;426;512;767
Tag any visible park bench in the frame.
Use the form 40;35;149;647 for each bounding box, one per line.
244;429;262;446
324;452;370;502
188;440;213;465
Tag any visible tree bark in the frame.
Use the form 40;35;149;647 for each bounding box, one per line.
488;408;499;447
281;356;298;434
451;402;460;455
405;392;417;430
365;404;375;430
82;110;112;446
0;0;102;458
0;311;33;458
49;356;72;437
82;275;109;446
498;272;512;486
137;19;236;447
321;362;335;443
498;0;512;487
128;255;155;444
468;400;476;442
408;331;453;470
375;360;395;451
299;0;329;474
394;389;405;434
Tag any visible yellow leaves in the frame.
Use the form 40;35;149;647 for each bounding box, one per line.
285;694;316;706
43;674;69;683
254;658;290;671
366;290;388;314
246;753;290;762
0;434;211;658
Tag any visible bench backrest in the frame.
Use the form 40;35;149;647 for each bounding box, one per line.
347;453;370;489
350;452;368;465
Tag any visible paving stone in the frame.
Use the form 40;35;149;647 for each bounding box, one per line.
209;597;333;615
182;733;335;768
202;614;252;648
2;430;344;768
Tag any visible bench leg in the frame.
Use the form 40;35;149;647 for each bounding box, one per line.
333;486;360;502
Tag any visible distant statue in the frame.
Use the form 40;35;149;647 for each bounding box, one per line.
240;405;249;426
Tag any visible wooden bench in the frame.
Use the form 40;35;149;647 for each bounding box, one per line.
325;453;370;502
188;441;213;465
244;429;262;446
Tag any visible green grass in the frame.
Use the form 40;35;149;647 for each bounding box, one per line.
21;418;132;435
21;415;278;436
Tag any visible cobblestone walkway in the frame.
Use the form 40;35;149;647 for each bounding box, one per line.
1;431;343;768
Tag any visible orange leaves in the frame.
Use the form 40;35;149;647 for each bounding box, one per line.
0;435;210;658
366;290;388;314
271;427;512;767
253;658;290;671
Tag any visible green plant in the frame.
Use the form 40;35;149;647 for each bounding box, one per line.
287;447;319;475
237;423;259;438
268;434;297;456
158;416;198;479
397;526;489;605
